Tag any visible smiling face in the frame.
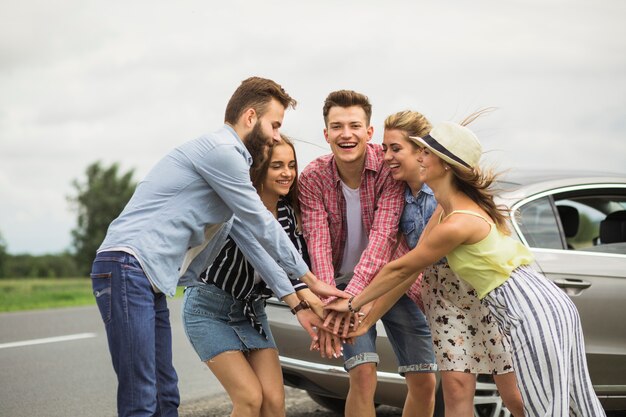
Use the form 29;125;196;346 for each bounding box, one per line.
417;146;448;185
382;128;423;185
324;105;373;167
263;142;296;197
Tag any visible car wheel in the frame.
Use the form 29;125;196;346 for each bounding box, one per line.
474;375;511;417
307;392;346;413
433;383;446;417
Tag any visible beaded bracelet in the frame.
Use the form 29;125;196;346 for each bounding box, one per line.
348;295;361;313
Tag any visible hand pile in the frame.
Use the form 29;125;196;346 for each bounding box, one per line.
309;310;363;358
298;278;373;359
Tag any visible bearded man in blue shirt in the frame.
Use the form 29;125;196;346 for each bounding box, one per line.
91;77;347;417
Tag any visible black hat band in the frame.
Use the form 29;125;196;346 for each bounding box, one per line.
421;134;471;168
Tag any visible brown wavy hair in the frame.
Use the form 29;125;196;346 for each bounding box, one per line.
450;108;510;234
249;134;302;229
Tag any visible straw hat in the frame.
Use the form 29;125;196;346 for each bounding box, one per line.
409;121;482;169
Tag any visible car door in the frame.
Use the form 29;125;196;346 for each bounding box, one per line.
511;189;626;405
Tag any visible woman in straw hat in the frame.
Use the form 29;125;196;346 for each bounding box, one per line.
326;117;605;416
381;110;523;417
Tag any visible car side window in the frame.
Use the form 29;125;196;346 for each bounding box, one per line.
517;196;564;249
553;189;626;254
555;199;604;250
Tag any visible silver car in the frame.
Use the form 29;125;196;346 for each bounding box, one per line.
267;170;626;416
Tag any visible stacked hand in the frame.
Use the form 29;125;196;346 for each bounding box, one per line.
299;294;379;358
324;298;374;339
297;273;378;358
306;307;358;358
309;300;377;358
323;310;360;338
310;328;345;358
306;306;363;358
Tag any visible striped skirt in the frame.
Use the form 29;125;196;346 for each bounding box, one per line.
483;265;605;416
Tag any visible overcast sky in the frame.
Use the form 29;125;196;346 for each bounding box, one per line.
1;0;625;255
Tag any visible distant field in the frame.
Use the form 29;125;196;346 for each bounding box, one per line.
0;278;184;312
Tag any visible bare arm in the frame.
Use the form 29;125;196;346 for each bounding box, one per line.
280;292;323;342
363;206;446;317
299;271;349;299
347;272;421;337
294;287;324;318
326;218;469;314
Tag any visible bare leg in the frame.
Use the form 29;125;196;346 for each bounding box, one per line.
441;371;476;417
247;348;286;417
345;363;377;417
403;372;437;417
206;350;263;417
493;372;524;417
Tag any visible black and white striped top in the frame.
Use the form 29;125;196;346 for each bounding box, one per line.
200;197;310;300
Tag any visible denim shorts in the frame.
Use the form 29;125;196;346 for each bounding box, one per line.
182;284;277;362
343;294;437;375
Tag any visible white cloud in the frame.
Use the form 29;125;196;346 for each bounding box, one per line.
1;0;625;253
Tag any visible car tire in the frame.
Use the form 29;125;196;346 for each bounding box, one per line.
307;380;514;416
435;375;513;417
307;392;346;413
474;374;511;417
433;382;445;417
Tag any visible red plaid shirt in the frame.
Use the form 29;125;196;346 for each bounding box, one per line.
299;144;422;305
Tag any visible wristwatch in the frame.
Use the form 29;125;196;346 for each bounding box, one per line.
290;300;311;315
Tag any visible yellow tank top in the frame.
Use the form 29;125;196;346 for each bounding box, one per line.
440;210;534;299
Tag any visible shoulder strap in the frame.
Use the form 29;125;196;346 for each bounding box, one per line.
442;209;494;225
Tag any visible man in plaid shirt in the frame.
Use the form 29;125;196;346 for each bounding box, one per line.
299;90;437;417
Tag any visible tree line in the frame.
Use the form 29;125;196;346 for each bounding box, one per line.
0;162;136;278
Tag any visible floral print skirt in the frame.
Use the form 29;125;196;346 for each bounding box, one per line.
421;262;514;374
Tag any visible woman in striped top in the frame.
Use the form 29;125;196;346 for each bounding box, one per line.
182;135;321;417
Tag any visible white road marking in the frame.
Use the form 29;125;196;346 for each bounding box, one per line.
0;332;97;349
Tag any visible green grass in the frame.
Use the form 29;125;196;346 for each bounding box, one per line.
0;278;184;312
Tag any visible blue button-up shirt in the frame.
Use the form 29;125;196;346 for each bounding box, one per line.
399;183;437;249
99;124;308;297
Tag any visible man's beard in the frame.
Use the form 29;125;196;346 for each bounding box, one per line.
244;121;272;165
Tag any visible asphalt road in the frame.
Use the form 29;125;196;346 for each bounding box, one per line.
0;299;226;417
3;301;624;417
0;298;403;417
177;386;402;417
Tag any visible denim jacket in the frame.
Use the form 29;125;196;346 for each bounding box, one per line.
399;183;437;249
99;124;308;297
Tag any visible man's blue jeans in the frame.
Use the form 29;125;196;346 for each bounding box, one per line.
91;251;179;417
